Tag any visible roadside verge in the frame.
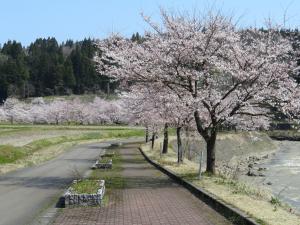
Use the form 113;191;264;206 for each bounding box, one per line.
139;146;261;225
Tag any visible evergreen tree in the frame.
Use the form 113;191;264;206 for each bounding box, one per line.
27;37;64;96
131;32;144;43
0;40;28;100
0;34;146;102
62;57;76;91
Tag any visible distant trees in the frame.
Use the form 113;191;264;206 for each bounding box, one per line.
0;38;117;103
0;40;29;101
27;38;65;96
0;96;127;125
131;32;144;43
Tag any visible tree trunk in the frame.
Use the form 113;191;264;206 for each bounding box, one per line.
145;126;149;143
206;130;217;174
194;110;217;174
185;127;192;160
176;126;183;163
151;132;155;149
188;145;192;160
162;123;168;154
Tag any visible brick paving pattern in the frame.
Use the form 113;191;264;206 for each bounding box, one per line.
53;142;232;225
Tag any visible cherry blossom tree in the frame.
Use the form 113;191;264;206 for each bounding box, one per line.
122;83;193;163
45;99;68;124
0;106;7;122
122;85;164;148
105;99;127;124
95;10;298;174
29;97;48;124
3;98;24;124
0;96;127;125
90;97;112;124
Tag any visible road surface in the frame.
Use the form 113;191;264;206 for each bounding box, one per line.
0;140;115;225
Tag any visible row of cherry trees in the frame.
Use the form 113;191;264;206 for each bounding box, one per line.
0;97;127;125
94;10;299;174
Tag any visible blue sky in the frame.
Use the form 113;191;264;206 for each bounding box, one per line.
0;0;300;46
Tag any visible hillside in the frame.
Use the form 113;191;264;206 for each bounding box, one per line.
170;131;278;169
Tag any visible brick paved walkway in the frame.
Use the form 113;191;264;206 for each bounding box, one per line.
53;142;232;225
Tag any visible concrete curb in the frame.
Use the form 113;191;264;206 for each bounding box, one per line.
139;147;260;225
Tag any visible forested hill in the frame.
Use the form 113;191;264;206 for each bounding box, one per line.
0;38;118;102
1;29;300;104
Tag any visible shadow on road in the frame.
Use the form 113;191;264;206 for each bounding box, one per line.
0;176;74;189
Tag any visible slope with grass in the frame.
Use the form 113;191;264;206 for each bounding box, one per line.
0;124;143;174
171;131;277;163
142;134;300;225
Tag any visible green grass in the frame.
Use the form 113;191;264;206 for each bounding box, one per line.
101;151;115;159
0;124;140;132
72;180;100;194
99;156;112;164
0;136;76;164
213;176;268;199
255;218;267;225
270;196;281;206
91;149;126;189
0;145;25;163
0;126;32;136
88;149;126;206
0;127;144;165
103;151;115;157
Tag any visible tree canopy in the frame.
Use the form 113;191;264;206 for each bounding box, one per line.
95;11;299;174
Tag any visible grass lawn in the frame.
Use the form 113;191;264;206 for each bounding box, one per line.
0;124;143;174
98;158;112;164
72;180;100;194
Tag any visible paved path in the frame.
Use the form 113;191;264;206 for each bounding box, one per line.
0;141;113;225
54;142;232;225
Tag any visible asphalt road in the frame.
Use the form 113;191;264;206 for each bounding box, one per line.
0;141;116;225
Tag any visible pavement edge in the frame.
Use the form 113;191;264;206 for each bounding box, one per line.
139;147;260;225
